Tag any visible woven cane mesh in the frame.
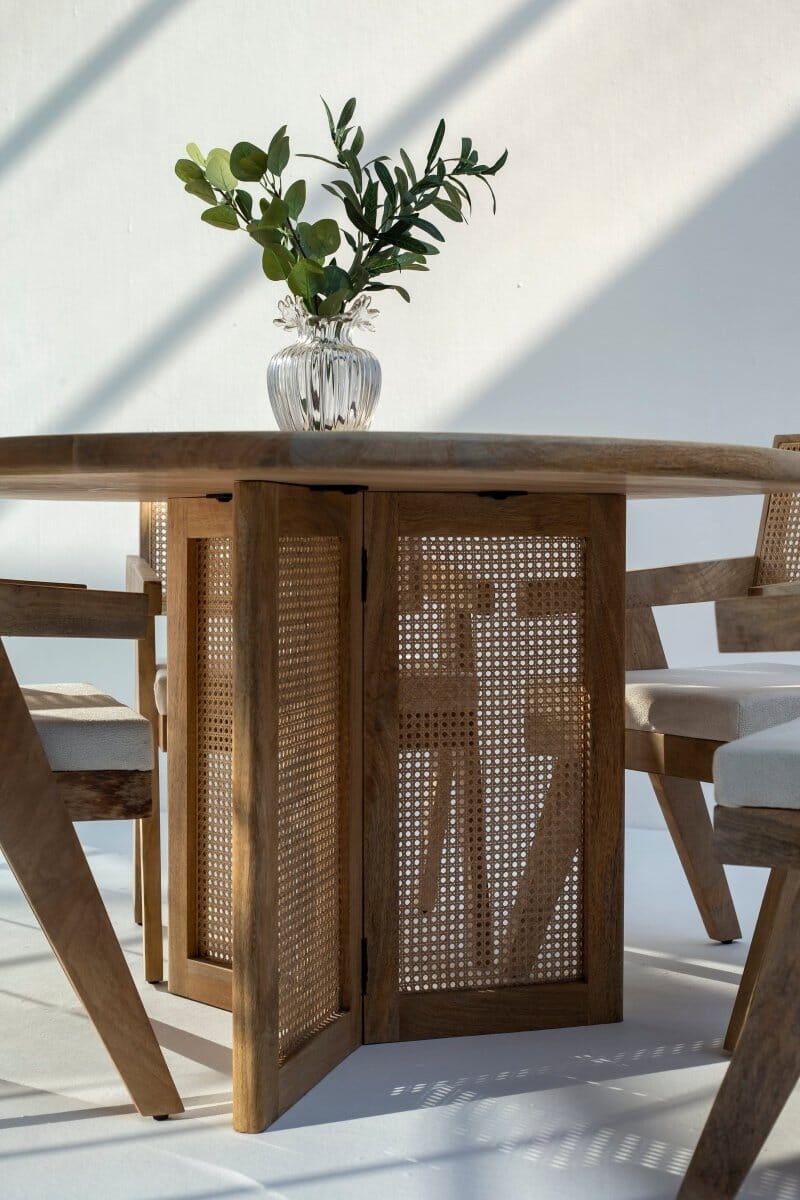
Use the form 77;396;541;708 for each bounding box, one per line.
398;535;587;993
146;502;169;609
277;537;344;1062
195;537;234;964
755;439;800;586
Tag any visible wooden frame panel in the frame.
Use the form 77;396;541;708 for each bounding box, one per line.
363;492;625;1042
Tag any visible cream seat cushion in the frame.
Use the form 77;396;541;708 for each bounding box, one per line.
714;716;800;809
22;682;152;772
625;663;800;742
154;665;167;717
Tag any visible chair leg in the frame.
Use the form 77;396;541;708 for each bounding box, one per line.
133;821;143;925
724;868;786;1053
0;644;182;1118
678;870;800;1199
649;774;741;942
140;767;164;983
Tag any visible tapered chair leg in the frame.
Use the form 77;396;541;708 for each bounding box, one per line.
140;772;164;983
0;645;182;1118
724;868;786;1053
679;870;800;1199
649;775;741;943
133;821;143;925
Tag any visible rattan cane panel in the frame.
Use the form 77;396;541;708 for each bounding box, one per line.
195;537;234;965
277;537;344;1063
147;501;169;608
398;535;587;993
756;440;800;586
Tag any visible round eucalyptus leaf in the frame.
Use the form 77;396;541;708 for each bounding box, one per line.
230;141;268;182
284;179;306;219
184;177;217;205
205;148;237;193
186;142;206;167
201;204;240;230
175;158;203;183
262;244;295;280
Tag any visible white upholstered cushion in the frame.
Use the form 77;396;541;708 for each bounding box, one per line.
625;663;800;742
22;682;152;772
714;717;800;809
154;665;167;716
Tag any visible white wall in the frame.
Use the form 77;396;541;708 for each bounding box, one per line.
2;0;800;841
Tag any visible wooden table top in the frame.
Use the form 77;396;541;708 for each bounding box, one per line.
0;432;798;500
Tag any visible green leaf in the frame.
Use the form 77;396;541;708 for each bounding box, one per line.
341;149;362;193
350;125;364;156
460;137;472;164
247;221;283;247
337;97;357;130
390;232;439;255
262;244;295;280
296;152;344;169
367;281;411;302
408;214;445;241
442;181;463;211
431;198;463;223
363;179;378;232
343;230;358;252
205;148;237;192
322;263;351;295
318;289;350;317
284;179;306;219
267;134;290;176
288;257;325;303
343;199;376;237
184;177;217;204
297;218;341;258
186;142;206;167
230;141;268;181
394;166;409;200
399;148;417;186
201;203;239;230
235;189;253;221
486;147;509;175
475;172;498;214
175;158;204;183
374;160;396;209
321;96;336;139
426;118;445;168
324;177;361;209
258;195;289;227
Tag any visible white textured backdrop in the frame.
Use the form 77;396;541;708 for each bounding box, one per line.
2;0;800;834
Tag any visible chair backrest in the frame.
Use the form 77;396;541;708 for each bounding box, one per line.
140;502;168;613
754;435;800;586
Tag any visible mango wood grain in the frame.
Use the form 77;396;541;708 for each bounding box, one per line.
59;770;152;820
625;730;722;783
716;593;800;652
0;580;149;638
678;870;800;1200
625;556;756;608
715;805;800;871
0;641;181;1117
1;433;800;499
723;868;787;1054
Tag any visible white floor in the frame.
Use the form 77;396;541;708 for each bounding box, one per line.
1;830;798;1200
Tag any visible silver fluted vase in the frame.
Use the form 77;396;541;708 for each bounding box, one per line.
267;294;381;431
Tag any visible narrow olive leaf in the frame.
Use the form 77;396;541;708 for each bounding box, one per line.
343;230;358;252
175;158;204;183
235;189;253;221
201;203;240;230
296;152;344;169
426;118;445;167
230;141;268;181
337;97;357;129
394;166;409;200
321;96;336;139
284;179;306;219
408;214;445;241
431;198;463;223
258;195;289;227
261;244;294;280
341;149;362;193
184;177;217;204
318;289;348;317
367;281;411;302
374;160;396;208
343;198;376;237
442;181;463;211
391;232;439;255
460;136;472;164
268;135;290;176
475;172;497;214
186;142;206;167
363;179;378;232
350;125;364;156
448;176;472;212
399;148;417;186
486;148;509;175
325;177;361;208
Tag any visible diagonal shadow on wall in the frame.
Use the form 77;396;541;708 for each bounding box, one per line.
0;0;192;180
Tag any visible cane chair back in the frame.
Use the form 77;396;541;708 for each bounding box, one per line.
140;501;169;613
753;435;800;586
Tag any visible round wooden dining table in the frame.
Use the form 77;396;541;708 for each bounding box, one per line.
2;430;799;1133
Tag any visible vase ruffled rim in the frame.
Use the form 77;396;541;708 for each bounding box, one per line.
273;293;379;335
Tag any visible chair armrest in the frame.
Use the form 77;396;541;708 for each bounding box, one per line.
126;555;163;616
626;556;756;609
716;593;800;652
748;579;800;598
0;581;149;639
0;577;86;589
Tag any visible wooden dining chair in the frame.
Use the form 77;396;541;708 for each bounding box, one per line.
625;433;800;944
678;588;800;1198
0;578;182;1118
